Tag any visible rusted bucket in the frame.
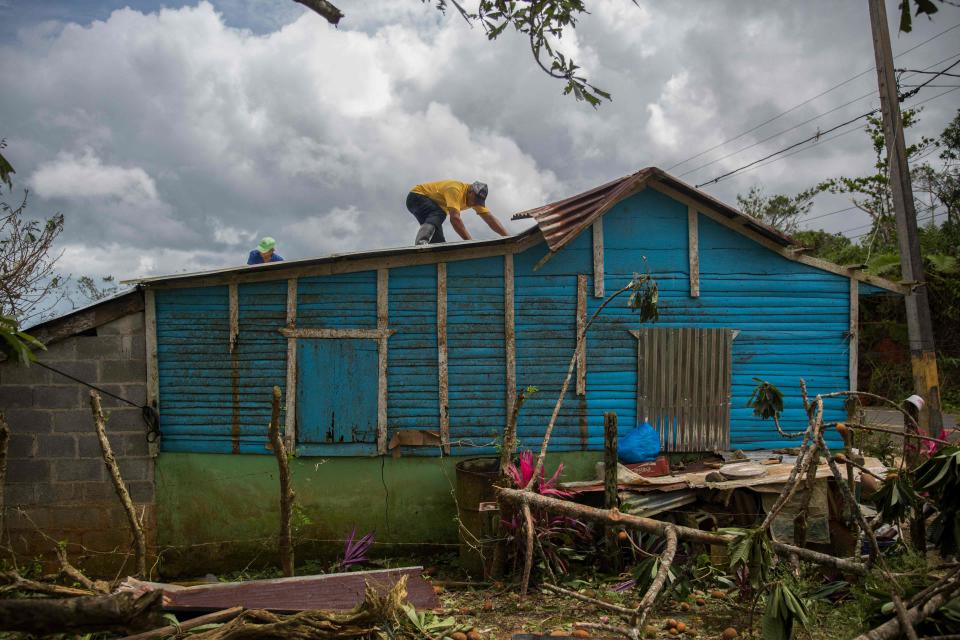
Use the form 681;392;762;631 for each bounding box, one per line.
455;457;500;577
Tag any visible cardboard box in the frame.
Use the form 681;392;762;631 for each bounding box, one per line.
625;455;670;477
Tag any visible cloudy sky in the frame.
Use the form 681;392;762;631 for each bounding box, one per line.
1;0;958;298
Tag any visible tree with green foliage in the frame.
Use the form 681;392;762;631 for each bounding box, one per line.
0;142;54;364
755;110;960;410
736;186;817;235
814;109;937;252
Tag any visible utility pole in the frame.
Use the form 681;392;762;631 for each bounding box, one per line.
867;0;943;439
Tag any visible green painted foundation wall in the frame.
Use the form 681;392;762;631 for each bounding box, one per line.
156;451;601;577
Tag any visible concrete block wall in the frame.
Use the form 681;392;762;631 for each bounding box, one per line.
1;311;156;576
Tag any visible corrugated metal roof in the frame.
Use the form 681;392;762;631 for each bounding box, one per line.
127;167;800;287
513;167;798;252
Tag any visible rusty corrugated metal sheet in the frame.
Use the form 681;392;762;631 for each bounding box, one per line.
512;167;797;253
164;567;440;613
635;327;735;452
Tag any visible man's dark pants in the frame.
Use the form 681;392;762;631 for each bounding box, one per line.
406;192;446;244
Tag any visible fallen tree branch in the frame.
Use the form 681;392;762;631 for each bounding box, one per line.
840;421;951;445
521;503;535;597
0;570;94;597
833;454;885;481
0;590;163;635
497;486;867;575
119;605;243;640
854;579;960;640
189;576;409;639
90;390;146;577
267;385;295;577
574;621;638;640
634;525;677;629
819;436;883;563
54;542;109;594
542;583;636;615
769;542;865;575
891;593;920;640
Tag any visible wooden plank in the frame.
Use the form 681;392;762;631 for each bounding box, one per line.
163;567;440;613
437;262;449;454
228;282;239;353
688;206;700;298
849;277;859;393
285;278;297;451
722;329;733;450
649;182;907;294
137;233;545;290
504;254;516;421
592;220;605;298
576;274;587;396
377;268;389;456
278;328;395;339
144;289;159;444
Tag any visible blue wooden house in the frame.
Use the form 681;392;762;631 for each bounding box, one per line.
138;167;902;459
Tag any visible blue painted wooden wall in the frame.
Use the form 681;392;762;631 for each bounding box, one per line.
155;188;852;455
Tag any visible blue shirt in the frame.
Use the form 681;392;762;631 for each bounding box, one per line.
247;250;284;265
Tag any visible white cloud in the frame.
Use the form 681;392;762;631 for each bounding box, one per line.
1;0;958;303
30;149;158;202
209;217;258;246
645;71;719;152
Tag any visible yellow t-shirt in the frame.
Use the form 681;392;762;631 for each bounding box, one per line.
411;180;490;216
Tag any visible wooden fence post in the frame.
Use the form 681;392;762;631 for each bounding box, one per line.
603;412;620;571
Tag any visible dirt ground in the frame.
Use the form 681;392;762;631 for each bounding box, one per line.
435;586;742;639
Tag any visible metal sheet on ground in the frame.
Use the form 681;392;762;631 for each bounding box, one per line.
163;567;440;613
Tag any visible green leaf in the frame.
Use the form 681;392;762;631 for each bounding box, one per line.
0;150;13;190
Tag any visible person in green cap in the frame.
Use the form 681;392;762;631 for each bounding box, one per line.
247;237;284;265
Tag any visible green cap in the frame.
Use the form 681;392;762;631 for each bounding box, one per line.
257;237;276;253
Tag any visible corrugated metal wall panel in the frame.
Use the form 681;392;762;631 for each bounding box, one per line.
157;284;286;454
297;271;376;328
387;264;439;441
634;327;734;451
447;257;505;452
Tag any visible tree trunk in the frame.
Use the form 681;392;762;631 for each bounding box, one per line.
267;386;295;577
603;412;620;572
0;591;163;635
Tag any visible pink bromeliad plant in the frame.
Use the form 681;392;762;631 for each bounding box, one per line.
502;450;591;576
505;450;570;497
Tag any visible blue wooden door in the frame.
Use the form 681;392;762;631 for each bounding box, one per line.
297;339;378;449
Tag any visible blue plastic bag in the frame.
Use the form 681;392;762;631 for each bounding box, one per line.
618;419;661;463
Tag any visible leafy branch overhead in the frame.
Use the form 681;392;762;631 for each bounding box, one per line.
295;0;622;106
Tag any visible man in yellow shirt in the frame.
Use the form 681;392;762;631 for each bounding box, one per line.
406;180;509;245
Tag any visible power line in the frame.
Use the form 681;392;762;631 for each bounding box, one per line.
695;109;878;187
694;82;960;188
896;69;960;78
676;90;877;178
665;21;960;172
845;210;948;242
798;204;858;224
682;52;960;181
898;58;960;100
